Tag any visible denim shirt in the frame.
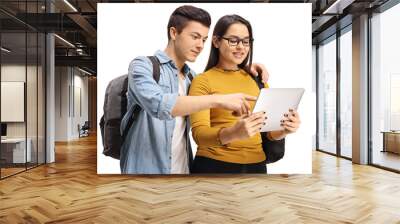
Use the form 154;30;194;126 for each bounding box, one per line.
120;50;195;174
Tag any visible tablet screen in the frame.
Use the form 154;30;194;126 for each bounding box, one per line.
253;88;304;132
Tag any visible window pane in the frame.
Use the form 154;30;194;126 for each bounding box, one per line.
371;3;400;171
318;37;337;154
340;29;352;158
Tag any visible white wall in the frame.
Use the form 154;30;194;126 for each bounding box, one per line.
72;71;89;138
55;67;68;141
1;65;38;138
54;67;89;141
1;65;27;144
98;3;313;174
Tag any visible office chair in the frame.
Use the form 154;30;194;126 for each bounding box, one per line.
79;121;90;138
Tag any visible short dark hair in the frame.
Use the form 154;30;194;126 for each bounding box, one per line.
205;14;254;72
167;5;211;40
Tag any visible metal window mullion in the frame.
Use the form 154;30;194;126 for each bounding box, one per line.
336;29;341;157
36;5;39;167
44;33;47;165
367;10;373;165
25;1;28;171
73;68;75;118
0;26;2;179
316;45;320;150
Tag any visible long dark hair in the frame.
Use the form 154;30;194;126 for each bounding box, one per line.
204;14;253;72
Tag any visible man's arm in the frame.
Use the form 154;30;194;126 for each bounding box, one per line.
128;57;178;120
171;93;256;117
129;57;255;120
247;63;270;84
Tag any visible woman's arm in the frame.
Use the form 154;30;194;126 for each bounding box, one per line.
266;109;301;140
219;112;266;145
189;76;224;147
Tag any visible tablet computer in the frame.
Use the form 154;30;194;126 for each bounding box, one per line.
253;88;305;132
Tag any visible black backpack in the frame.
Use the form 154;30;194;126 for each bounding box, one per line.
100;56;194;159
99;56;161;159
251;75;286;164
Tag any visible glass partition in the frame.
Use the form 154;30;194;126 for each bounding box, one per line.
0;1;46;179
1;31;28;177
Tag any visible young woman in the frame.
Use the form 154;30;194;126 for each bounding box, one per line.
189;14;301;173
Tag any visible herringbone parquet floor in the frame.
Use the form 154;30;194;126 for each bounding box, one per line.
1;134;400;223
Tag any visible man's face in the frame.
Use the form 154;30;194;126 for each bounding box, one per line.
172;21;209;63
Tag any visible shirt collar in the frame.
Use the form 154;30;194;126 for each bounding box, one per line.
154;50;192;76
154;50;172;64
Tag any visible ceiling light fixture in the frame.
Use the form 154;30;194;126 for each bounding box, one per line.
78;67;92;76
54;34;75;48
1;47;11;53
63;0;78;12
322;0;355;15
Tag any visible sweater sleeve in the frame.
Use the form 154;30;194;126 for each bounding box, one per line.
189;75;223;147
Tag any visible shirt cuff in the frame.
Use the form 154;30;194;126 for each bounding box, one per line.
157;92;178;120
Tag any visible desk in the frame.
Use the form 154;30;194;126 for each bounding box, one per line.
381;131;400;154
1;138;32;163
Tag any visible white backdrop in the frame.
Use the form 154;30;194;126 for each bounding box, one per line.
97;3;313;174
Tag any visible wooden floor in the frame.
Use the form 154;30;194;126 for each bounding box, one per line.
0;167;26;178
1;162;45;178
1;135;400;223
372;150;400;171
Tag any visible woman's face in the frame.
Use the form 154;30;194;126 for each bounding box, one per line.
214;22;251;68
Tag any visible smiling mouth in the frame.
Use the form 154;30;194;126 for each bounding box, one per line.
232;52;244;58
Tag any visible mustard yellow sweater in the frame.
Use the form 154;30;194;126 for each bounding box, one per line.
189;67;268;164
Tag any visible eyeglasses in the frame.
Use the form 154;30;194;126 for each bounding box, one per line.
220;36;253;47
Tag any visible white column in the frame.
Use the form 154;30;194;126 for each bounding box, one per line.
46;33;55;163
45;1;55;163
352;14;369;164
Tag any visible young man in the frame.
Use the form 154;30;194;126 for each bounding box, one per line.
120;5;269;174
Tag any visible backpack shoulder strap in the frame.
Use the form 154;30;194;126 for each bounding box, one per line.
147;56;161;83
122;56;161;142
188;72;194;82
